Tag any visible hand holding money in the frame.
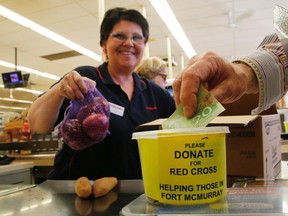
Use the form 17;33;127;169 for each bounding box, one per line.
172;52;257;118
162;85;225;129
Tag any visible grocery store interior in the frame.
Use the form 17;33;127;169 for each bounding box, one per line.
1;0;288;215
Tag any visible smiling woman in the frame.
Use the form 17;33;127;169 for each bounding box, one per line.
27;7;176;181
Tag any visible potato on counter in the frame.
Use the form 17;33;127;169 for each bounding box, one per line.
92;177;118;198
74;176;118;199
74;176;92;198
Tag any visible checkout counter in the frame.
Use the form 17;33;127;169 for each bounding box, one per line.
0;161;33;184
0;139;288;215
0;145;288;216
0;140;58;184
1;166;288;216
0;180;144;216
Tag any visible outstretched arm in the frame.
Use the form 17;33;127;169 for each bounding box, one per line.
173;33;288;118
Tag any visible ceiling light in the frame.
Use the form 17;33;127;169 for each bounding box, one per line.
0;97;33;104
0;85;41;108
0;5;102;62
149;0;196;58
0;105;27;111
0;65;45;111
0;84;43;95
15;87;43;95
0;60;60;80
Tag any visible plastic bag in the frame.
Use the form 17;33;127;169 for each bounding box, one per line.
60;81;110;150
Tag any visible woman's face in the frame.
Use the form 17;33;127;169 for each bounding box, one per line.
103;20;145;71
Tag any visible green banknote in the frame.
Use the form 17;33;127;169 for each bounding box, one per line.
162;85;225;129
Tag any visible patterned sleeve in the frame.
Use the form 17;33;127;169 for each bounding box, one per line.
233;33;288;115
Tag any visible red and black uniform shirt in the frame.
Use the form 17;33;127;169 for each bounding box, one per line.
48;62;176;180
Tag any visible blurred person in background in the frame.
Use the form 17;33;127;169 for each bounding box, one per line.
135;56;167;89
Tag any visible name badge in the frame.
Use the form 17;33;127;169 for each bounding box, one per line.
109;102;125;116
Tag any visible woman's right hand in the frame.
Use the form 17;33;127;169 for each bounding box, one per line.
27;71;96;134
57;71;96;101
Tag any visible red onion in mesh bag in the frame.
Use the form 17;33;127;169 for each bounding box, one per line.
60;80;110;150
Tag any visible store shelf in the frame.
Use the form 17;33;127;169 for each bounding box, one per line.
0;140;60;152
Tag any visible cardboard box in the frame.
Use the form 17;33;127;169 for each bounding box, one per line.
210;114;281;179
137;94;282;181
217;94;281;180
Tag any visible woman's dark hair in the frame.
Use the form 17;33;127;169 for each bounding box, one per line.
100;7;149;46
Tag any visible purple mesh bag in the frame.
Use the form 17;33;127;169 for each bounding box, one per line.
60;81;110;150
